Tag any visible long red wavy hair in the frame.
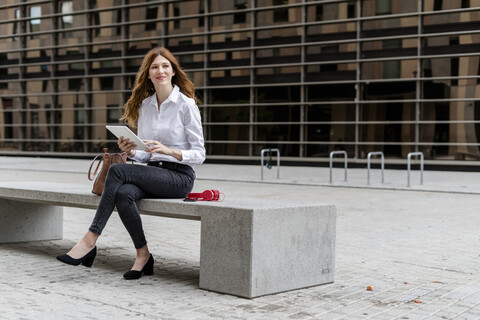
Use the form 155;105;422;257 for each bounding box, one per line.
121;47;196;127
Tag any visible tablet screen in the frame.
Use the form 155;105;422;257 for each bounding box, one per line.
106;126;147;151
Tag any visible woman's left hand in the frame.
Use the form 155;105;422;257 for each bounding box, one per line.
143;140;183;161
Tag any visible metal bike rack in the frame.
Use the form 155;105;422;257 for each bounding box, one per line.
407;152;424;187
329;150;347;183
260;148;280;180
367;151;385;185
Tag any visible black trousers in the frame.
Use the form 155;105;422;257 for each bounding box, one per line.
89;162;195;248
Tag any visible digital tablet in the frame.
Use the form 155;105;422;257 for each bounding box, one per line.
106;125;147;151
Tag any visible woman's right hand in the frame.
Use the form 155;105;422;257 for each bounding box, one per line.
118;136;136;157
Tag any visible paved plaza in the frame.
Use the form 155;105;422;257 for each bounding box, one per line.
0;156;480;319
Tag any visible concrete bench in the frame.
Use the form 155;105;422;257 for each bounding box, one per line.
0;181;336;298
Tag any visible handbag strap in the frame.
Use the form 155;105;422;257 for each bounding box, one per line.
88;148;109;181
111;152;127;164
88;153;104;181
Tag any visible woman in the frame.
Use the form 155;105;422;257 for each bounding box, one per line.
56;47;205;279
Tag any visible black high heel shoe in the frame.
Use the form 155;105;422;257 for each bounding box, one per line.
123;254;154;280
56;246;97;268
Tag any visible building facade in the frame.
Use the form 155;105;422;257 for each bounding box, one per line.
0;0;479;164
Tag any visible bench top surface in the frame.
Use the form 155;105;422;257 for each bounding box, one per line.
0;182;333;220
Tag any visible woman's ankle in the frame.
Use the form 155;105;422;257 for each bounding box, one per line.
81;231;99;248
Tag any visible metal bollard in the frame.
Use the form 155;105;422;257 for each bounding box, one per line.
407;152;424;187
329;150;347;183
367;151;385;185
260;148;280;180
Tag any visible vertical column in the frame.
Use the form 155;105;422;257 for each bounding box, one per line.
415;0;423;154
203;0;209;145
162;2;168;47
121;0;128;122
299;0;306;158
249;0;256;158
18;0;27;151
355;0;362;159
51;1;59;152
84;0;92;153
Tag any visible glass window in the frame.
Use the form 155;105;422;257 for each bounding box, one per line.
61;2;73;28
209;50;250;68
362;60;416;80
306;62;356;82
234;0;248;24
273;0;289;22
306;105;356;122
29;6;41;38
423;11;465;28
209;31;250;50
305;123;355;142
305;144;356;157
255;46;301;65
61;2;74;38
208;124;250;141
347;1;356;18
166;35;204;51
198;0;205;26
256;66;301;84
375;0;391;15
145;1;158;31
363;103;416;121
255;124;300;142
256;3;301;27
207;106;250;123
363;0;417;16
107;106;120;123
1;98;14;140
306;1;356;22
13;9;21;41
256;86;300;103
306;22;356;43
210;12;251;30
360;123;415;157
210;87;250;104
0;53;8;90
208;142;250;156
256;105;300;122
307;84;356;102
208;68;249;86
362;81;416;101
173;3;180;29
306;43;356;62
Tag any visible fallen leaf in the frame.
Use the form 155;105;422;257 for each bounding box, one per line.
413;300;422;303
366;286;373;291
404;282;408;284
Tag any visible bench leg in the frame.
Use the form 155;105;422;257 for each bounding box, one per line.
199;205;336;298
0;199;63;243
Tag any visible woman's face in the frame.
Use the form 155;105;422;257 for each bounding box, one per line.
148;55;175;88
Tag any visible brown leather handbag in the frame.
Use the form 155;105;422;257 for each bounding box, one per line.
88;148;127;195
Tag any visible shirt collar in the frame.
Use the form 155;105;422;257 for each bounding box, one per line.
148;85;180;108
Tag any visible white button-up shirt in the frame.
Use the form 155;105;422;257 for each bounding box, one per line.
130;85;206;168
